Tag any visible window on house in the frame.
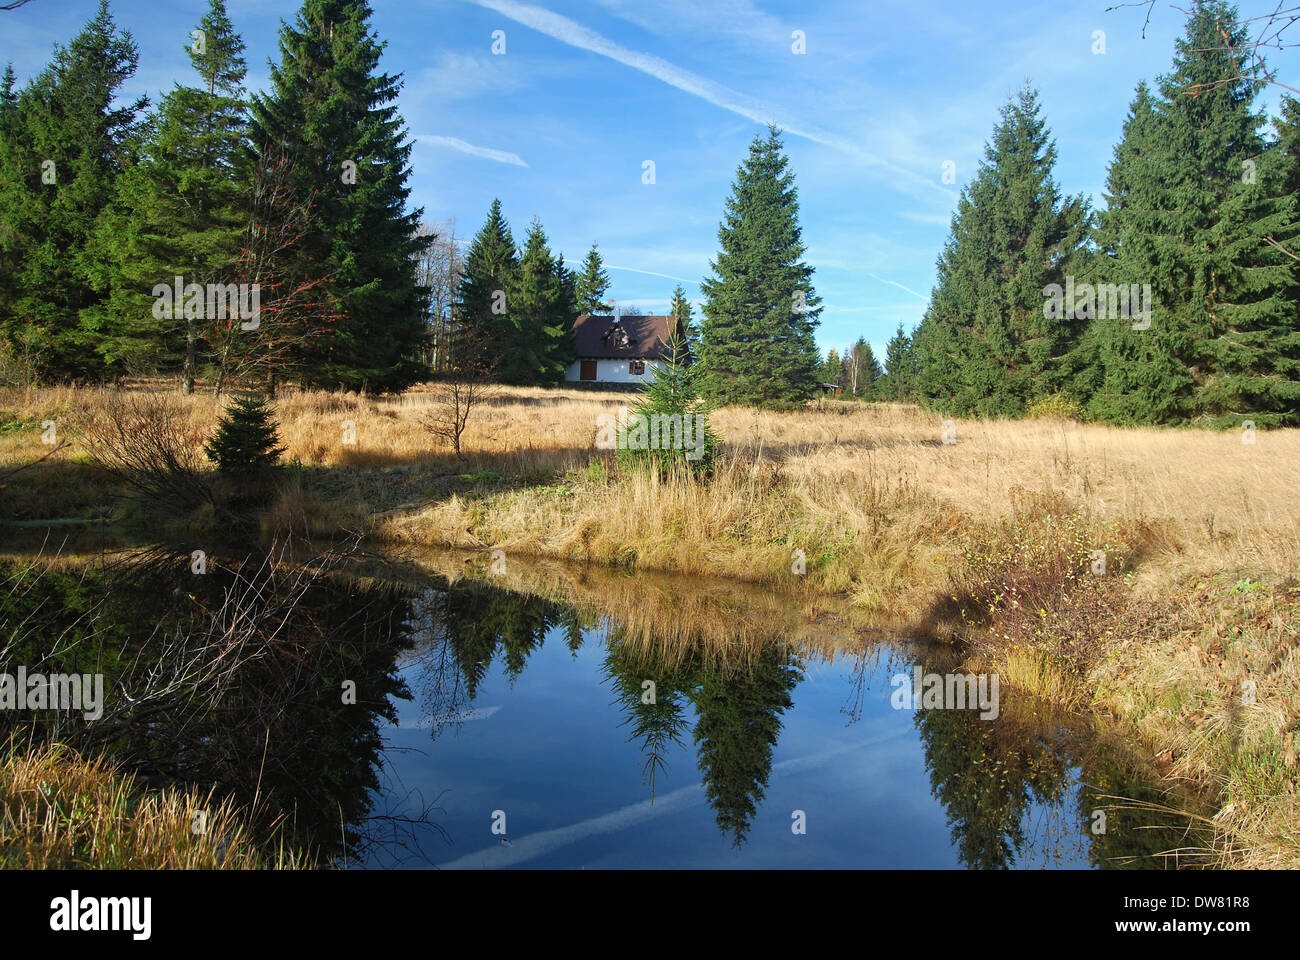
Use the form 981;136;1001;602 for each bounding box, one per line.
629;360;646;375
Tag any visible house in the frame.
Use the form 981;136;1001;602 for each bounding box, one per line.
565;311;686;385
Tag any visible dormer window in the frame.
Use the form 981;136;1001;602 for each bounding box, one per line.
603;323;633;350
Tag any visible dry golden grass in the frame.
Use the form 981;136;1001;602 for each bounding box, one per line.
0;739;307;869
3;381;1297;599
1090;580;1300;868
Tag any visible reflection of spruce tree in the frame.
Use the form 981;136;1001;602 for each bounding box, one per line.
602;630;694;803
431;580;567;698
692;646;800;847
560;608;589;657
914;704;1070;869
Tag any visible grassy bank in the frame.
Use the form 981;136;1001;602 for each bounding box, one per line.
2;381;1298;866
0;740;307;869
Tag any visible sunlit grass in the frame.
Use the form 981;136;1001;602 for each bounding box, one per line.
0;738;309;869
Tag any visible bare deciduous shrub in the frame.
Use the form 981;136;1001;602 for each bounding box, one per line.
421;326;496;460
84;392;212;512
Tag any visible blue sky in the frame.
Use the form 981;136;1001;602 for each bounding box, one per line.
2;0;1295;359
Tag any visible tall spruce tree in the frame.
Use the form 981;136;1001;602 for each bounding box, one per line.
0;0;146;379
574;243;611;314
88;0;248;391
1087;1;1299;426
456;198;517;375
552;249;579;374
1272;95;1300;341
696;126;821;407
1078;81;1191;420
0;63;20;339
249;0;430;391
502;219;573;385
913;83;1091;417
1279;95;1300;200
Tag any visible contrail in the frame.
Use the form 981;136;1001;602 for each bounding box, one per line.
435;728;909;868
866;272;928;302
605;265;694;284
469;0;951;201
416;134;529;167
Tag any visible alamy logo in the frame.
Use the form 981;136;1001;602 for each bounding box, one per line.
152;276;261;330
1043;277;1152;329
890;666;999;720
50;891;151;940
595;406;707;461
0;668;103;721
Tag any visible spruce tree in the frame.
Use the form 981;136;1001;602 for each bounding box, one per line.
669;284;695;355
0;64;20;335
574;243;611;314
696;127;821;407
882;324;919;402
1079;81;1191;421
503;219;572;385
250;0;430;392
88;0;248;391
819;348;842;386
1278;95;1300;199
1088;1;1299;426
0;1;146;379
552;250;579;376
456;198;517;375
1272;94;1300;348
913;83;1091;417
616;332;719;478
204;393;285;479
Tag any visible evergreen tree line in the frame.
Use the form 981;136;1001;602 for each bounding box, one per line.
0;0;431;394
902;0;1299;427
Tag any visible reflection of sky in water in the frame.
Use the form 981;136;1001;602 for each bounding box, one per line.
371;622;1095;870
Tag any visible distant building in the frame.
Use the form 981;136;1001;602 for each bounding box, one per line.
565;310;686;385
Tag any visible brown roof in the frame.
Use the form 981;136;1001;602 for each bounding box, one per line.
572;314;680;360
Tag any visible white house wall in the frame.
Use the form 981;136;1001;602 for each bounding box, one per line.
564;359;664;383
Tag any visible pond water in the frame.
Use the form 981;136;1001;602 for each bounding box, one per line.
0;541;1195;869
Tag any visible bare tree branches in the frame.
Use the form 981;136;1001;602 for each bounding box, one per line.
83;392;213;511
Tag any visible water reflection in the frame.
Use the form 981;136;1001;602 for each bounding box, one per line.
1;540;415;865
0;542;1205;868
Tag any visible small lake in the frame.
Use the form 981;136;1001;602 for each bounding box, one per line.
0;541;1196;869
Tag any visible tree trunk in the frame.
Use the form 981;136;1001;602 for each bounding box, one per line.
182;322;196;396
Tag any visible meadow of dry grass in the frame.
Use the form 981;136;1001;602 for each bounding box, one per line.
4;381;1296;594
2;380;1298;866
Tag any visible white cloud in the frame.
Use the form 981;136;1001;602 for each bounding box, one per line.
411;51;527;101
415;134;529;167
